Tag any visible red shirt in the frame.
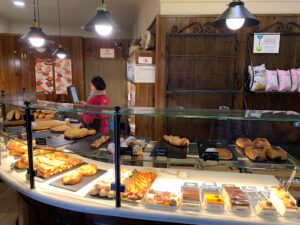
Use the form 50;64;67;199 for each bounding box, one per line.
81;94;110;133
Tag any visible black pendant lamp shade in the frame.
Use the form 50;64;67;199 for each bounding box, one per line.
53;0;68;59
19;0;53;48
52;44;67;59
82;0;117;36
213;0;259;30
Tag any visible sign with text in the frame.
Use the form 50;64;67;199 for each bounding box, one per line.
138;56;152;64
100;48;115;58
253;33;280;53
133;65;155;83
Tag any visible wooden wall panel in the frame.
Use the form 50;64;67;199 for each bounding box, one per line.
0;34;84;102
84;59;127;107
83;38;131;59
154;14;300;139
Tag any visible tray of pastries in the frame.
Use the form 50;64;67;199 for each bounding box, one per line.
236;137;290;164
88;168;133;199
222;186;251;213
49;164;106;192
151;135;190;159
196;139;238;161
144;189;181;210
270;186;299;218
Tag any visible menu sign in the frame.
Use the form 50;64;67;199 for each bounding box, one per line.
35;58;54;94
54;59;72;94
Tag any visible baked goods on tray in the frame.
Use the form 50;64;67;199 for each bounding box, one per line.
244;145;266;162
270;186;299;217
144;190;180;207
89;168;133;199
267;146;287;161
256;200;277;217
64;127;96;139
32;109;56;120
33;120;66;131
7;109;23;121
50;122;73;133
222;187;250;213
34;152;83;178
62;171;83;185
121;169;157;202
8;140;37;156
203;193;225;211
77;164;98;176
253;138;271;154
91;136;110;149
215;148;233;160
163;135;189;147
236;138;252;148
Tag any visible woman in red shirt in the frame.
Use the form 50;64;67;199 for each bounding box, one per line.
81;76;110;133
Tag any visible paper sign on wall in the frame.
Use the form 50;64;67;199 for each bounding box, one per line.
100;48;115;58
138;57;152;64
35;58;54;94
54;59;72;94
133;65;155;83
253;33;280;53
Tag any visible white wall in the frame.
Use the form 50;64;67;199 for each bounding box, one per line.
0;16;10;33
132;0;160;38
9;20;132;39
160;0;300;15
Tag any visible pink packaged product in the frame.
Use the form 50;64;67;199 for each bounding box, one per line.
290;69;299;92
265;70;279;91
277;69;292;92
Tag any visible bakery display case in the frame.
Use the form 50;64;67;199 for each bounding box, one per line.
0;92;300;225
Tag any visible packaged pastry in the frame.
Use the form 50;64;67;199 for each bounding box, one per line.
256;200;278;217
144;189;180;210
181;182;201;211
201;182;220;199
249;64;266;91
222;187;251;213
203;193;225;211
270;186;299;218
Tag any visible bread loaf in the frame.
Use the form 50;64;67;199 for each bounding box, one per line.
267;146;287;161
236;138;252;148
244;145;266;161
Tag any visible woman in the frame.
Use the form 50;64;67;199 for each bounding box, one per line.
81;76;110;133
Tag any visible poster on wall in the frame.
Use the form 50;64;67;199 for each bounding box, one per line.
253;33;280;53
54;59;72;94
35;58;54;94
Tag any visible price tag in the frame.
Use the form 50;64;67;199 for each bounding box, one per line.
154;148;168;157
120;147;132;156
202;152;219;161
294;122;300;127
36;138;47;146
110;183;125;192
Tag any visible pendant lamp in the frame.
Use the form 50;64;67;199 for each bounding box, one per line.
19;0;53;48
52;0;68;59
82;0;117;36
213;0;259;30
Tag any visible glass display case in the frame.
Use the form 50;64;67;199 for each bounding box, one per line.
0;92;300;224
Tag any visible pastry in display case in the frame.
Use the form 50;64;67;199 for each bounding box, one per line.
0;94;300;225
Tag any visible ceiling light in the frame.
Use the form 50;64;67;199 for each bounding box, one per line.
19;0;53;48
82;0;117;36
52;0;68;59
53;44;67;59
213;0;259;30
13;0;25;7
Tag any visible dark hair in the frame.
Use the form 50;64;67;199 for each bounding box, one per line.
91;76;106;90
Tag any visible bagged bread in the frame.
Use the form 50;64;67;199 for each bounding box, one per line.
277;69;292;92
265;70;279;91
290;69;299;92
249;64;266;91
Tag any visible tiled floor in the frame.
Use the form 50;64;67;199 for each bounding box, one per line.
0;181;18;225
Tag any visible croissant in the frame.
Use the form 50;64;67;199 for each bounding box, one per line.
163;135;190;147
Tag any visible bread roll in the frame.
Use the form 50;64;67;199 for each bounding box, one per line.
215;148;233;160
267;146;287;161
62;171;82;185
253;138;271;154
77;164;98;176
7;110;15;121
236;138;252;148
245;145;266;162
